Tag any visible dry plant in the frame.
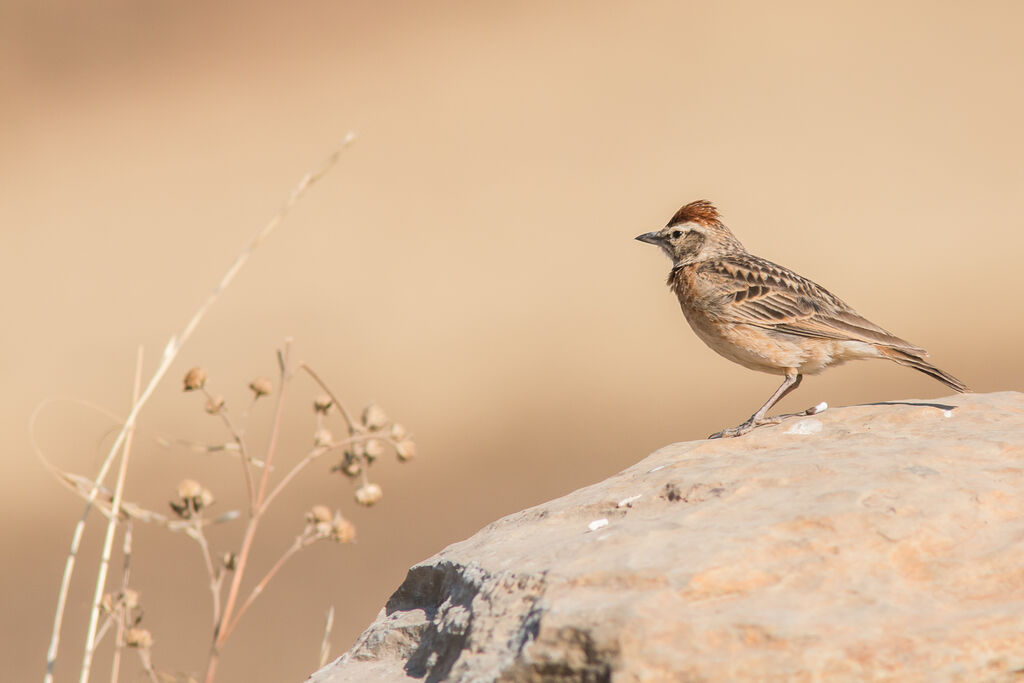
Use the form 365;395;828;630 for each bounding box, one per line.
170;349;414;681
31;135;418;682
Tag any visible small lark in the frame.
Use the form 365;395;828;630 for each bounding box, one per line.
637;200;969;438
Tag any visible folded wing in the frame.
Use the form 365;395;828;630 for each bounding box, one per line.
698;254;926;354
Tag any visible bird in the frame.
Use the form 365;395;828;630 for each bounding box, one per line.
636;200;969;439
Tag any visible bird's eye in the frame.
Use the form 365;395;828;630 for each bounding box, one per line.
671;230;683;239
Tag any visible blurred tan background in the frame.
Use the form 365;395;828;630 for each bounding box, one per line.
3;0;1022;680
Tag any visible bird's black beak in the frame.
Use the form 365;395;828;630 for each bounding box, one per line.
635;231;662;245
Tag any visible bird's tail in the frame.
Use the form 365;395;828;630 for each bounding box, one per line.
876;346;970;393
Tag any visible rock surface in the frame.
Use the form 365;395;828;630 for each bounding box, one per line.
309;392;1024;682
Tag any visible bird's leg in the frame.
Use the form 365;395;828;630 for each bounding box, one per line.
709;372;805;439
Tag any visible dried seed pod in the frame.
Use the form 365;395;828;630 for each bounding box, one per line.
362;403;388;430
331;514;356;543
354;483;383;507
331;451;362;477
337;453;362;478
307;504;335;536
100;593;115;614
204;394;225;414
313;394;333;414
314;428;333;448
196;486;214;510
183;367;207;391
173;479;212;517
249;377;272;397
363;439;384;462
307;505;332;525
177;479;203;500
125;627;154;649
396;440;417;462
222;552;238;571
390;423;408;441
121;588;140;610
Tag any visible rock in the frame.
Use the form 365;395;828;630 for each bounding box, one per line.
309;392;1024;682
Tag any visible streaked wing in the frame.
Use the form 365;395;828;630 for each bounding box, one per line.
697;254;925;352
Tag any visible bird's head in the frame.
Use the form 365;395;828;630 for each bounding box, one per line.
636;200;744;266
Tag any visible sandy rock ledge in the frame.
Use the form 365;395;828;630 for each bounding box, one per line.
309;392;1024;682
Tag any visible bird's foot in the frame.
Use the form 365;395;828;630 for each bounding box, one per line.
708;418;760;439
708;403;826;439
709;415;786;439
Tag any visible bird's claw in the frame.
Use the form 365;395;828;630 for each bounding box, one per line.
708;419;760;439
708;404;821;439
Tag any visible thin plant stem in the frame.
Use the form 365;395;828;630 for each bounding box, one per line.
257;342;292;506
136;650;160;683
45;514;89;682
205;340;293;683
299;363;358;434
359;459;370;488
223;536;307;639
80;346;144;683
109;522;134;683
203;388;256;516
241;394;259;420
319;607;335;668
92;615;116;649
35;400;127;683
260;447;327;512
204;517;255;683
186;521;222;627
42;137;353;683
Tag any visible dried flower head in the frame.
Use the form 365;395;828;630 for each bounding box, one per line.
183;367;207;391
390;423;408;441
306;504;335;537
178;479;203;499
354;483;383;507
102;588;140;613
314;428;333;448
121;588;140;610
396;439;417;462
249;377;272;397
307;505;333;525
331;514;356;543
362;403;388;430
172;479;214;518
313;394;333;414
204;394;225;414
197;486;214;509
125;627;154;649
364;439;384;462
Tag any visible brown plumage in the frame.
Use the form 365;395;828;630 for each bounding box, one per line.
637;200;968;438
